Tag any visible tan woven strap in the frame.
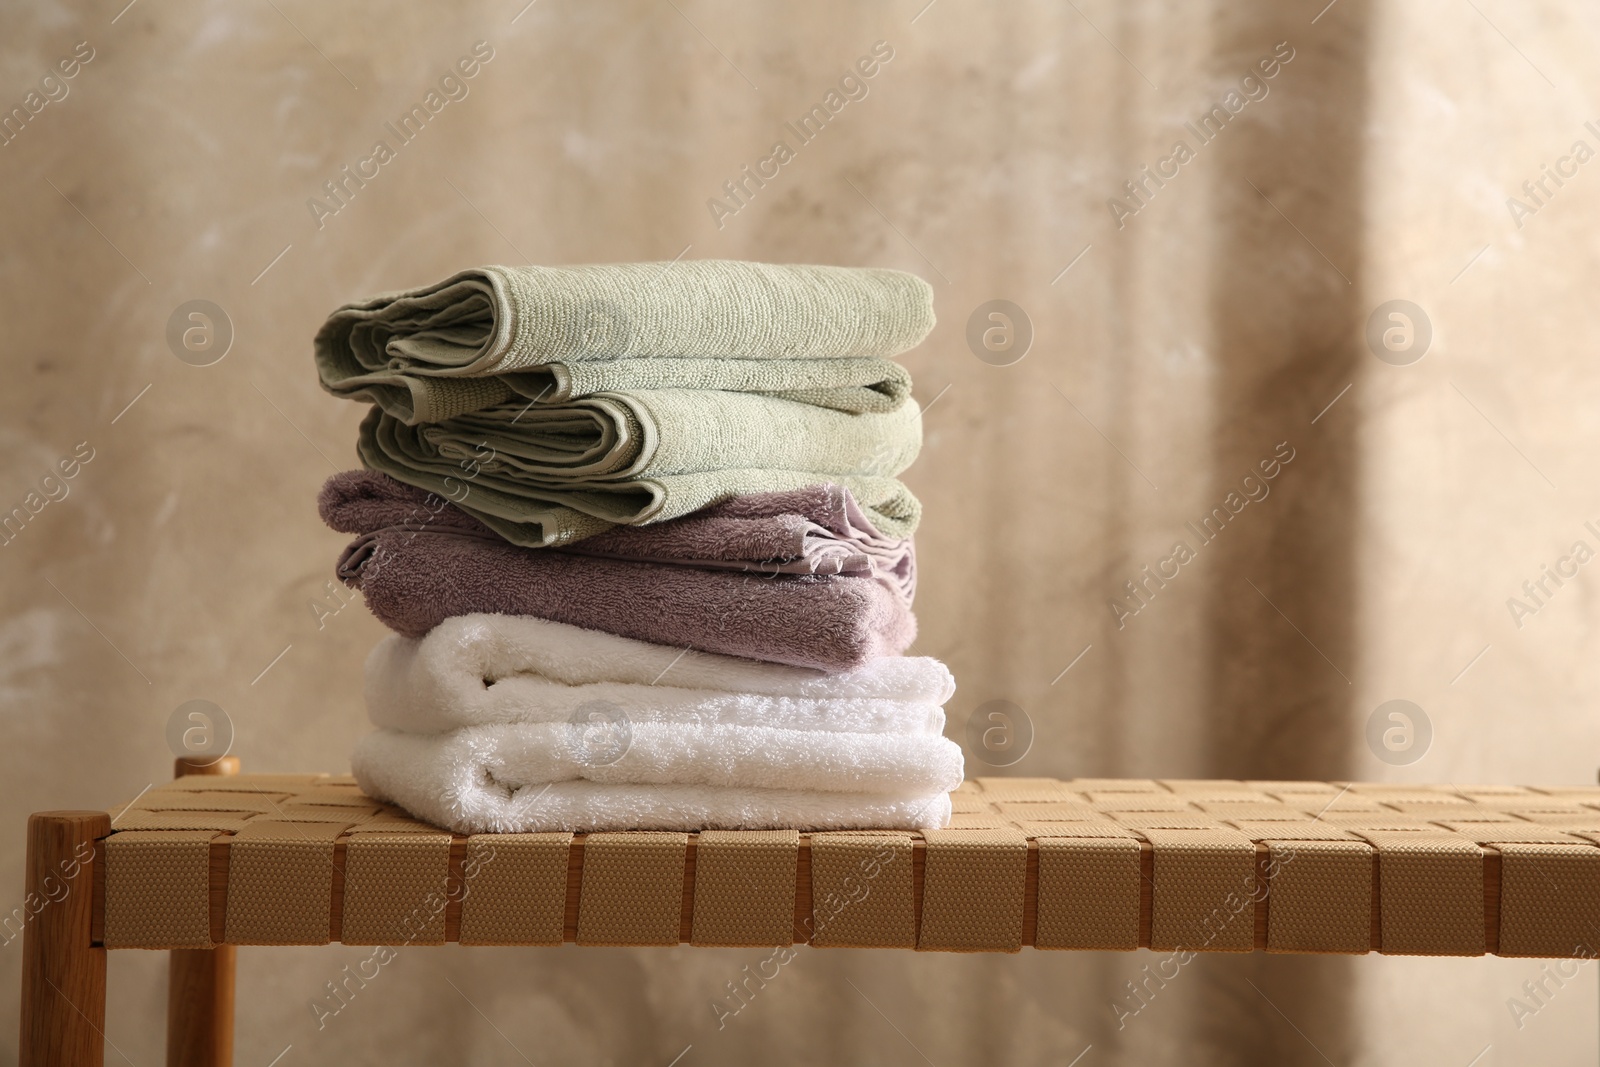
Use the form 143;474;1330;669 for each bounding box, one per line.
1479;796;1592;813
1496;843;1600;958
1069;778;1162;793
340;831;454;946
576;833;688;946
1199;802;1310;821
1290;797;1384;813
1094;794;1193;812
159;773;325;793
1160;778;1250;791
283;784;378;807
133;791;290;813
1262;839;1372;954
345;817;444;833
456;833;572;945
994;802;1105;821
809;833;916;948
971;777;1073;800
224;820;342;945
1227;821;1358;841
109;810;254;833
1242;780;1333;793
1524;813;1600;830
1331;816;1440;834
1023;823;1141;838
1386;803;1517;821
1034;832;1141;951
690;830;799;947
1357;830;1484;955
269;805;376;823
917;829;1027;952
1442;823;1582;845
1143;827;1256;952
1116;813;1222;830
103;830;215;949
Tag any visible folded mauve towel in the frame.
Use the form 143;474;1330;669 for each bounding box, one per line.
314;261;935;423
319;470;916;599
333;497;916;667
356;390;922;547
363;614;952;734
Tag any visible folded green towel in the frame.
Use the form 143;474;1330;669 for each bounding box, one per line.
357;391;923;547
334;356;913;424
315;261;935;423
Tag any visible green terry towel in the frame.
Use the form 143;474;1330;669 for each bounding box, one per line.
357;391;924;548
338;356;913;424
315;261;934;424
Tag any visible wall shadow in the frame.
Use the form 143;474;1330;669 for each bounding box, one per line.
1196;2;1370;1064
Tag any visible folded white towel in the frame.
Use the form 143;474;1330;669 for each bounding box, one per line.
350;613;965;833
356;720;961;791
366;617;949;736
371;613;956;705
351;731;954;833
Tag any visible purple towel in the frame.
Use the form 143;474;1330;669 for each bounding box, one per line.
319;470;916;599
318;472;917;671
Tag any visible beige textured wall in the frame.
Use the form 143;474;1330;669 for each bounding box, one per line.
3;1;1598;1063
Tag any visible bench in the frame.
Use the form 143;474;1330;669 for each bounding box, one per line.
20;758;1600;1065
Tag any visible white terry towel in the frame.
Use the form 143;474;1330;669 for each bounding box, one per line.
376;613;955;702
348;758;947;831
365;614;953;735
350;613;964;833
352;730;955;833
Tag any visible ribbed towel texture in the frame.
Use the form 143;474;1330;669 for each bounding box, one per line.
355;390;922;547
350;616;963;833
317;260;961;833
319;471;916;670
315;261;935;419
316;261;934;546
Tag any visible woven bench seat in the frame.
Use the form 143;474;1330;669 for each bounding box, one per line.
88;773;1600;955
21;765;1600;1066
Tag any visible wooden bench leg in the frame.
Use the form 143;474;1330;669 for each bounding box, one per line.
168;947;235;1067
19;810;112;1067
166;755;239;1067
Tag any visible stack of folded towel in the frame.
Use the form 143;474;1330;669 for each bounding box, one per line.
313;261;964;833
